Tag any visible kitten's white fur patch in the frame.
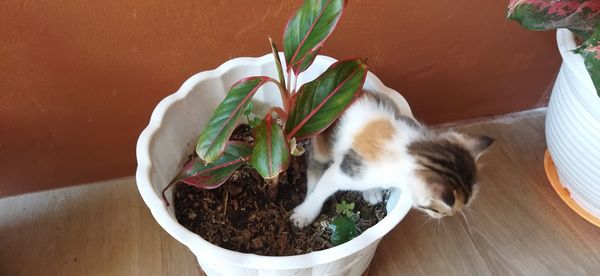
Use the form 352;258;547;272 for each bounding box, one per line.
291;95;426;227
290;92;491;228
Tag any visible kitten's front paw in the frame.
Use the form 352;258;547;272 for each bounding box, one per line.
290;213;312;229
290;206;318;229
362;189;383;205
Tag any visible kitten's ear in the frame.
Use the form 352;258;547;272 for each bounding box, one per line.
469;135;494;159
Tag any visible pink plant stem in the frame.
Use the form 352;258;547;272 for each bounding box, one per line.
267;106;288;121
268;37;289;108
276;81;290;113
292;74;299;94
286;70;291;92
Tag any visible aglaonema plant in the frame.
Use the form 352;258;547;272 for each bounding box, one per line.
507;0;600;96
162;0;367;202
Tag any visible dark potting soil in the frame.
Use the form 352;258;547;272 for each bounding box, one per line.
173;125;388;256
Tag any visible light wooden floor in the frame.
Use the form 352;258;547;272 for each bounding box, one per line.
2;110;600;275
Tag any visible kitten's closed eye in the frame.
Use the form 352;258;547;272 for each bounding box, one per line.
417;204;452;218
418;205;440;213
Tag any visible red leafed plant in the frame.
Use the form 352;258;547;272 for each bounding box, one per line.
162;0;367;202
507;0;600;96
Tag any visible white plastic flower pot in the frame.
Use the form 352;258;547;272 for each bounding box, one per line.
136;53;414;275
546;29;600;226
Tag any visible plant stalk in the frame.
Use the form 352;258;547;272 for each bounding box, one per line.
292;74;299;94
267;107;288;121
286;70;292;93
275;82;290;112
268;175;279;200
268;37;291;112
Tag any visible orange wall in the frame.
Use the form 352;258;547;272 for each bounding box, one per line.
0;0;560;196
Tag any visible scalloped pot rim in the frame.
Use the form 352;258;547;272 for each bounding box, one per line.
136;53;414;270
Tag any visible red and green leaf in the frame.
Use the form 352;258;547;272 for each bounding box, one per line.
507;0;600;96
250;113;290;179
507;0;600;33
285;59;367;140
196;76;273;163
182;142;252;189
575;26;600;97
161;142;252;205
283;0;346;75
294;46;323;76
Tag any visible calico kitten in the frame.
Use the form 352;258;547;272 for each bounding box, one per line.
290;91;494;228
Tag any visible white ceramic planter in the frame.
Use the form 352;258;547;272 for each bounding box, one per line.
136;53;414;275
546;29;600;222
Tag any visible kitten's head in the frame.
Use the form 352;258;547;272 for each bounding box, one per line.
407;132;494;218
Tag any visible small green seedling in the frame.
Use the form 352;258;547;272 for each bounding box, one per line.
336;200;355;218
330;200;359;245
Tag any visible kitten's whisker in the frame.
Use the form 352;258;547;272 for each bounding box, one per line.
440;218;448;235
460;210;471;231
426;216;436;231
433;218;443;234
418;216;432;230
464;206;478;216
425;216;433;232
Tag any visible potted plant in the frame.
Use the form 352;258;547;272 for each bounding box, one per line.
508;0;600;227
136;0;413;274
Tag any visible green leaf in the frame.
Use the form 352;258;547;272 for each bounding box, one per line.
294;46;322;77
161;142;252;205
335;201;345;214
285;59;367;139
576;26;600;97
269;37;287;90
284;0;346;75
329;216;357;246
507;0;600;32
180;142;252;189
335;200;349;212
196;77;273;163
250;113;291;179
336;200;356;218
345;203;355;216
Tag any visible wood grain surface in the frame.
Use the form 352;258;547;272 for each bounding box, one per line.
2;110;599;275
